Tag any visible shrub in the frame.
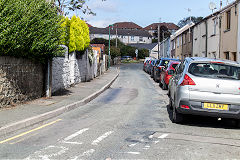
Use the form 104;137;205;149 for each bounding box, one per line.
0;0;63;63
61;15;90;53
105;46;120;59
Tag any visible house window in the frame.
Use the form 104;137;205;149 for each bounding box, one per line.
226;10;231;30
225;52;230;60
131;36;134;41
139;36;143;41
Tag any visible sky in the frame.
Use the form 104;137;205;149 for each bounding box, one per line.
72;0;235;28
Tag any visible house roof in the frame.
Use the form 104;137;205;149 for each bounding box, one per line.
170;22;195;40
110;22;142;30
193;1;237;26
86;23;93;27
143;23;179;31
129;43;158;50
89;27;152;37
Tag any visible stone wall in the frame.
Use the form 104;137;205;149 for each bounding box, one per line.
0;56;44;107
52;49;102;94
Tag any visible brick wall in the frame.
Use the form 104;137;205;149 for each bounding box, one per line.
0;56;44;107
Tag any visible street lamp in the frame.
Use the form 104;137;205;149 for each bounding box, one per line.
108;24;113;68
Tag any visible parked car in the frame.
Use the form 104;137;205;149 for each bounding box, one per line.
153;58;179;82
159;61;180;90
121;56;132;60
143;58;152;71
168;57;240;123
151;59;161;78
147;59;157;74
145;59;153;73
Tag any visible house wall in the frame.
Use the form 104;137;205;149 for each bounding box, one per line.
160;38;171;58
175;35;183;59
0;56;44;107
193;21;207;57
90;34;152;44
150;45;159;59
207;16;220;59
220;3;238;61
182;30;193;58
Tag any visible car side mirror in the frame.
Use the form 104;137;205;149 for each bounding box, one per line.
168;70;175;75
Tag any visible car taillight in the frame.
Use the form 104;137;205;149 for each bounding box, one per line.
180;74;196;86
180;105;190;109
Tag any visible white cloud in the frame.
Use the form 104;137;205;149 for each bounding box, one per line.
90;0;118;13
87;16;125;27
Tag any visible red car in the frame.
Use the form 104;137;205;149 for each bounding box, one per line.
159;61;180;90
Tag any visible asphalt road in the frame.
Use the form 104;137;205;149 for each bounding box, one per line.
1;63;240;160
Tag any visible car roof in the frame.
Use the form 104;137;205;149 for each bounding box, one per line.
185;57;240;66
161;58;180;61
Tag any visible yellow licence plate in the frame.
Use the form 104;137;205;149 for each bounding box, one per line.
203;103;229;110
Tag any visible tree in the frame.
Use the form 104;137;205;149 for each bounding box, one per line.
53;0;106;16
105;46;120;59
178;16;203;28
138;49;149;59
0;0;63;63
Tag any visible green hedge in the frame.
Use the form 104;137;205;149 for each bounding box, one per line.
0;0;63;63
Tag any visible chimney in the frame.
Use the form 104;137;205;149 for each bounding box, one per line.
220;0;223;9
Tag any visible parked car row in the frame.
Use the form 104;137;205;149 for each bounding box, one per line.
144;57;240;125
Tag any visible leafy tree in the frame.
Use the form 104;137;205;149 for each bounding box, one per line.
105;46;120;59
138;49;149;59
90;38;110;46
178;16;203;28
53;0;106;15
0;0;63;63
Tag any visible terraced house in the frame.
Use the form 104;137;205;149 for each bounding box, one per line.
192;0;240;62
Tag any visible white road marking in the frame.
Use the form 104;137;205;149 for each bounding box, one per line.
158;133;169;139
154;140;160;144
148;135;154;139
124;152;140;155
91;131;114;145
64;128;89;141
143;145;150;150
80;149;95;157
62;141;82;145
128;143;137;147
24;145;68;160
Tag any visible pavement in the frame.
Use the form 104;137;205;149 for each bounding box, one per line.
0;66;119;136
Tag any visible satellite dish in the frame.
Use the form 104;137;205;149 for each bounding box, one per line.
209;2;217;11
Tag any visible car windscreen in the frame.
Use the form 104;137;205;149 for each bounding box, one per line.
188;62;240;80
159;60;169;67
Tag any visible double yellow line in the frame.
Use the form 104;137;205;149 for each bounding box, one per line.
0;119;62;144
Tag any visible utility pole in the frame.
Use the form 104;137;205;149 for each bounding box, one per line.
115;25;118;48
158;25;160;59
108;24;113;68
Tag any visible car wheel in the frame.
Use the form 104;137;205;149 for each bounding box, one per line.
162;81;167;90
172;107;184;123
159;80;162;87
169;98;173;110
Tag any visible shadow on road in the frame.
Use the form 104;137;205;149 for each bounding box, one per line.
166;104;239;129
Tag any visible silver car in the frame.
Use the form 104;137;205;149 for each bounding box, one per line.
168;57;240;123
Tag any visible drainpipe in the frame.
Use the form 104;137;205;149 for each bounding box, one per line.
219;15;222;59
237;1;240;62
205;20;208;57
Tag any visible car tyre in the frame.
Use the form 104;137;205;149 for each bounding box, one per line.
172;107;184;123
162;81;167;90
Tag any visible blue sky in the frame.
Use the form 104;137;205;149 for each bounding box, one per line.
74;0;235;28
